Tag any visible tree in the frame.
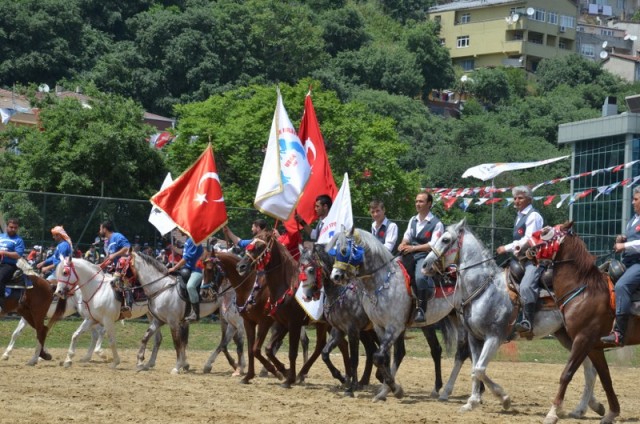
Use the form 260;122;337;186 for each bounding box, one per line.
469;67;511;109
405;21;455;96
320;6;370;56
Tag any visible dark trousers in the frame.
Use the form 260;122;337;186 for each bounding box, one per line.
0;263;18;297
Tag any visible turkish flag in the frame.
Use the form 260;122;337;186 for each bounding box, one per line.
150;143;228;245
284;92;337;232
442;196;458;210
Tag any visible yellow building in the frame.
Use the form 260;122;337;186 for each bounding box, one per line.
428;0;578;73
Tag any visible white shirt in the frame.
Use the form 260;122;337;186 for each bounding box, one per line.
624;214;640;254
310;218;326;242
371;217;399;252
402;212;444;247
504;204;544;254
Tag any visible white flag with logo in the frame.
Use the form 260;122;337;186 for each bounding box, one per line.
316;173;353;244
148;173;177;235
254;88;311;221
462;155;569;181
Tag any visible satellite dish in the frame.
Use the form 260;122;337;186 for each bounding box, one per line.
461;75;468;82
38;84;50;93
600;50;609;59
631;35;638;41
526;7;535;16
505;16;512;24
624;34;631;40
512;13;520;22
602;41;608;48
518;56;524;63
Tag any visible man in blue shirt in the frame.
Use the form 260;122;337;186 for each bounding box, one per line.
168;237;205;322
37;225;73;281
99;220;132;316
0;219;26;309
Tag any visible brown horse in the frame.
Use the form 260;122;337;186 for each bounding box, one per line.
236;230;345;388
541;222;634;424
0;259;66;365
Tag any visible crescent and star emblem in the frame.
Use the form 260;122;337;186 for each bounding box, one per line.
304;137;317;163
194;172;225;205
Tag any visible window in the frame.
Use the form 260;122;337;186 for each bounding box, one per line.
559;39;567;49
513;31;524;40
439;38;445;46
461;59;474;71
548;12;558;25
457;36;470;48
460;13;470;24
533;9;546;22
601;29;614;36
434;15;441;23
560;15;575;28
581;44;595;57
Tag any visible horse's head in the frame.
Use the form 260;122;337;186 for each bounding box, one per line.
236;230;275;276
54;257;79;299
201;253;225;300
298;244;324;301
326;228;365;284
422;218;466;277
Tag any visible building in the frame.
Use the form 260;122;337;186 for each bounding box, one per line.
578;0;640;21
602;52;640;81
576;22;631;60
428;0;579;73
0;87;175;131
557;97;640;257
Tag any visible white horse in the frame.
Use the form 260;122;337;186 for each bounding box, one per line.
130;252;246;375
54;257;150;369
421;219;604;417
2;289;106;363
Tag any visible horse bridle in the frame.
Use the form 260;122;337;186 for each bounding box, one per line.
57;258;106;304
298;249;324;300
243;237;274;272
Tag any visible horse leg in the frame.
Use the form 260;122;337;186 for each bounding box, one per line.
300;326;309;364
169;323;189;374
265;323;288;376
461;335;486;412
79;325;102;363
587;348;620;424
372;329;404;403
221;323;240;372
102;320;120;369
298;323;328;383
320;327;347;387
146;327;163;370
64;319;94;368
421;326;443;398
439;328;470;402
232;321;246;376
241;322;257;384
137;318;162;371
2;318;27;360
467;336;510;411
358;330;378;387
554;328;604;418
282;323;301;388
203;319;232;374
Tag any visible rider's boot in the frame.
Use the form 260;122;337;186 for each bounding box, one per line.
601;314;629;347
185;302;200;322
414;289;428;323
515;303;536;333
120;279;132;318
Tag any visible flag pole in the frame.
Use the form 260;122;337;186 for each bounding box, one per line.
491;178;495;252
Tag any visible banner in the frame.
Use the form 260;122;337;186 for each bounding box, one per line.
316;173;353;244
151;144;227;245
148;173;177;235
462;155;569;181
255;88;311;221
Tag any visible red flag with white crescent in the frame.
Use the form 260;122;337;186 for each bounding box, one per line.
151;143;227;245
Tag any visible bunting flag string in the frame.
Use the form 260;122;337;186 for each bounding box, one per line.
429;159;640;211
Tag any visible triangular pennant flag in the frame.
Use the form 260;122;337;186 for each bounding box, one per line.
485;198;502;205
504;197;514;207
556;193;570;208
442;196;458;210
460;198;473;212
255;88;311;221
625;175;640;188
476;198;490;206
151;144;227;245
593;186;609;200
543;195;557;206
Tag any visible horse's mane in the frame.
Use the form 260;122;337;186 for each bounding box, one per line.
255;230;298;270
457;222;497;264
559;233;607;293
353;229;394;262
136;252;168;274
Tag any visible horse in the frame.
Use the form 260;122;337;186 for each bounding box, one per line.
532;221;640;424
421;219;604;418
130;251;245;375
2;288;106;363
54;257;152;369
300;242;466;398
236;230;345;388
0;258;67;365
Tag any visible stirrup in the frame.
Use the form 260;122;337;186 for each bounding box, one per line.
185;312;198;323
414;308;426;323
600;331;624;347
120;305;132;318
515;319;531;333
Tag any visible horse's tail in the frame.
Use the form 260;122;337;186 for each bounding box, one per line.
439;314;458;356
48;296;68;329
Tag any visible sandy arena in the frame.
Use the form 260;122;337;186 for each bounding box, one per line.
0;347;638;424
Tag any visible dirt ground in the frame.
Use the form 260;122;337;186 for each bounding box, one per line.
0;348;638;424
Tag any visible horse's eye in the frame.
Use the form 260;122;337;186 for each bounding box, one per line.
63;269;69;277
443;237;450;244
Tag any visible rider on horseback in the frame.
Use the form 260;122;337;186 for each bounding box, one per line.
0;218;26;311
398;191;444;323
167;236;204;322
496;186;544;333
98;220;132;317
370;200;399;253
37;226;73;282
601;186;640;346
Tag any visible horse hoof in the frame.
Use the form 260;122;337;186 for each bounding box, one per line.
372;395;387;403
275;371;285;381
592;403;606;417
1;353;9;361
438;394;449;402
78;356;91;363
97;351;108;360
239;378;251;385
171;368;179;375
296;374;306;384
501;395;511;410
258;369;269;378
40;352;52;361
429;389;439;399
63;361;72;368
393;385;404;399
600;412;618;424
343;390;354;398
26;360;37;366
280;382;292;389
231;369;241;377
543;415;558;424
460;404;474;413
203;365;212;374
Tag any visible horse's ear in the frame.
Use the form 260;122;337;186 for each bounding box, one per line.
458;217;467;228
565;221;574;230
349;226;355;237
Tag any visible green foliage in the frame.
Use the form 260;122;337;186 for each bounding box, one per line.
468;67;511;109
536;54;623;97
405;21;455;94
320;5;370;56
379;0;435;24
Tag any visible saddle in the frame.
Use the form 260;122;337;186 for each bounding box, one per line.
173;271;209;304
6;268;32;291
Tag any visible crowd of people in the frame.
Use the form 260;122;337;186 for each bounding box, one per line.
1;186;640;347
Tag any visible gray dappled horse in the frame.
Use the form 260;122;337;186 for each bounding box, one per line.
130;252;245;375
421;219;603;417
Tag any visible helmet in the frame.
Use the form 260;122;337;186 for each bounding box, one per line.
509;259;525;282
608;259;626;283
